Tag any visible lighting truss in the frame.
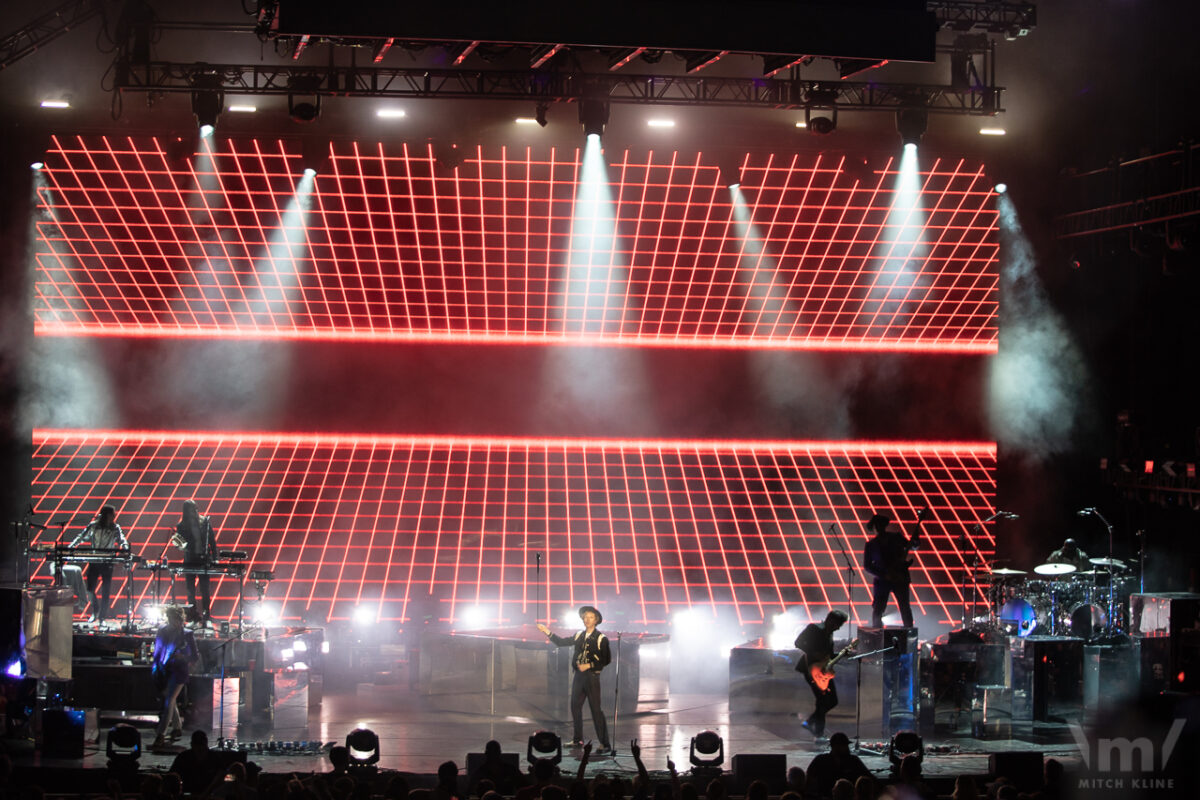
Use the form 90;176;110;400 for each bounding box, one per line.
111;62;1003;115
34;136;999;351
31;429;997;627
928;1;1037;33
0;0;102;70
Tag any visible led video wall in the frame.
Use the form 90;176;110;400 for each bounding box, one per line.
31;430;995;628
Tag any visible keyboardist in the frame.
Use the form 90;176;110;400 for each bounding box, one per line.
174;499;218;625
69;505;129;624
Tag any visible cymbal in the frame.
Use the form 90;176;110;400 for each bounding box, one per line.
1034;562;1077;576
990;567;1027;576
1089;557;1126;568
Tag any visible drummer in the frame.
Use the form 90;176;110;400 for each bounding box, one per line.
1046;538;1090;572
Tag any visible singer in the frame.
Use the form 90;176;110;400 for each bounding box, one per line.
537;606;613;755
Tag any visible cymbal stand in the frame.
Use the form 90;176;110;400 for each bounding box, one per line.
1081;508;1117;637
1136;529;1146;595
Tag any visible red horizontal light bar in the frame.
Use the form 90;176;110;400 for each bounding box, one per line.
32;429;996;627
33;136;999;351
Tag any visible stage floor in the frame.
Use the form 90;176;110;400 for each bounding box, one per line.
14;685;1085;781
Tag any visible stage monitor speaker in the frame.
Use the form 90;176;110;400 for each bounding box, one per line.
0;587;22;674
989;751;1044;792
731;753;786;793
465;751;521;776
42;707;86;758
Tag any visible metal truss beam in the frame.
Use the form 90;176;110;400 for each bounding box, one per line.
114;61;1003;116
929;1;1037;33
1055;187;1200;239
0;0;102;70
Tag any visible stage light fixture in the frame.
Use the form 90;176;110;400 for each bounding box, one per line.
716;151;743;189
228;105;257;113
106;723;142;769
896;107;928;148
535;103;549;127
888;730;923;770
526;730;563;765
377;108;406;119
191;85;224;138
689;730;724;768
289;95;321;123
346;727;380;773
979;127;1006;136
647;119;675;128
30;161;44;170
288;75;323;123
994;183;1008;194
299;138;330;176
579;98;610;138
804;87;838;135
40;100;70;109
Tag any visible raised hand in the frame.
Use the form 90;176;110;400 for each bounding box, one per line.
630;739;641;759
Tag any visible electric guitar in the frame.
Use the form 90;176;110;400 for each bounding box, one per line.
880;507;930;585
809;638;858;692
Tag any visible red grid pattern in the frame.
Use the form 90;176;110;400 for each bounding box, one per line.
31;430;996;627
34;135;998;352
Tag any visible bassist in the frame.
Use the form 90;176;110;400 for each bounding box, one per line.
794;609;850;739
863;508;929;628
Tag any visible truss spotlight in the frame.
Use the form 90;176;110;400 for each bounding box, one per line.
578;98;610;138
689;730;724;768
288;75;323;123
994;183;1008;194
804;87;838;135
535;102;549;127
716;151;743;189
289;95;321;123
896;107;928;148
299;138;329;176
526;730;563;766
191;86;224;138
30;161;44;170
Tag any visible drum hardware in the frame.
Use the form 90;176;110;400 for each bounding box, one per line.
1033;562;1076;576
1077;506;1121;638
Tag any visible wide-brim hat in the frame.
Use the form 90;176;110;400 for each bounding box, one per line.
866;513;891;533
578;605;603;625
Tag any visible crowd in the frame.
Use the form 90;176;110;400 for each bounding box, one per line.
0;730;1068;800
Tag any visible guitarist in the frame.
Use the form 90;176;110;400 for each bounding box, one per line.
863;509;928;628
794;609;850;738
151;606;198;749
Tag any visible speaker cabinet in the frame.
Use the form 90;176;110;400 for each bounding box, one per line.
42;708;86;758
731;753;787;793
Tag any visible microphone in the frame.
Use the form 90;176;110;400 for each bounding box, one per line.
1076;508;1094;517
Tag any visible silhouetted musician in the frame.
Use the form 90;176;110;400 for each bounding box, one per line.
69;505;129;623
173;499;218;623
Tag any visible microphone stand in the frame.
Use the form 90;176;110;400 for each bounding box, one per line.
535;552;542;624
1081;508;1118;637
1136;530;1146;595
609;632;621;758
830;523;855;624
849;644;897;756
212;624;261;747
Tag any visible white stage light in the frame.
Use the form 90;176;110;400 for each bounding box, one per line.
353;605;376;626
40;100;70;109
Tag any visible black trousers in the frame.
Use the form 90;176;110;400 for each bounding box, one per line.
85;563;115;620
802;665;838;735
184;562;212;616
870;578;914;627
570;670;609;747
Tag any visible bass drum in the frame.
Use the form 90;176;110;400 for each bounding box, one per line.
1069;603;1107;639
999;597;1040;637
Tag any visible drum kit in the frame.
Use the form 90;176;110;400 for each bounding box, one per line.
978;556;1134;640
